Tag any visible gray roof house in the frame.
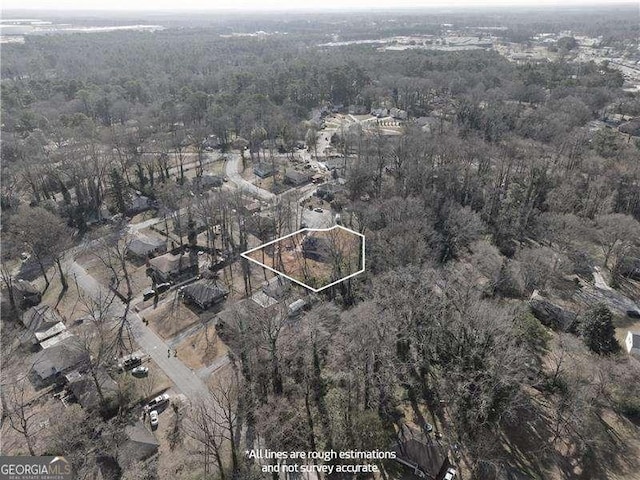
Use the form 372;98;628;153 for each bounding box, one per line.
31;335;90;385
284;170;311;186
148;252;198;282
117;421;160;469
128;233;166;260
182;280;229;309
65;368;118;411
253;163;275;178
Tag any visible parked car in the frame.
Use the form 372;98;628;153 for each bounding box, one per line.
156;282;171;294
149;410;159;428
131;366;149;377
145;393;170;412
143;289;155;301
314;207;323;213
444;468;457;480
424;422;433;433
118;356;142;372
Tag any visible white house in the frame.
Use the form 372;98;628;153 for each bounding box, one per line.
625;331;640;357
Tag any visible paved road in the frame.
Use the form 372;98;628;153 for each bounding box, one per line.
68;261;211;400
225;153;276;201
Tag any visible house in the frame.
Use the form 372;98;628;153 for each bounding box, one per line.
626;331;640;357
193;174;224;190
393;424;451;480
284;170;311;186
302;235;333;263
202;134;221;150
181;280;229;309
21;304;67;347
253;163;275;178
127;194;151;215
390;108;408;120
31;335;90;385
117;421;159;469
128;233;166;260
371;108;389;118
65;368;118;411
316;183;346;202
13;279;41;308
148;252;198;282
262;276;291;301
619;120;640;137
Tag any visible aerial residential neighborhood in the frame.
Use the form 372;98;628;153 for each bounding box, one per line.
1;3;640;480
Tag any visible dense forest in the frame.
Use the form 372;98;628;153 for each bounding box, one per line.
1;6;639;480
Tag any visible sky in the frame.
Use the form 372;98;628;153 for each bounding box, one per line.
2;0;638;11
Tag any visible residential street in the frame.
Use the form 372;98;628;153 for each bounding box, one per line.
225;153;276;201
68;261;211;400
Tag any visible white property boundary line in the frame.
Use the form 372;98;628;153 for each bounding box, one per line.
240;225;366;293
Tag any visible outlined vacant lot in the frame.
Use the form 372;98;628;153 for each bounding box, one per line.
241;226;365;292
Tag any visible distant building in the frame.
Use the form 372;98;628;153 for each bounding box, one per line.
253;163;275;178
181;280;229;309
390;108;408;120
284;170;311;186
626;331;640;357
148;252;198;283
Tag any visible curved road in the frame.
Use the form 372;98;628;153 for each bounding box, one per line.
225;153;275;201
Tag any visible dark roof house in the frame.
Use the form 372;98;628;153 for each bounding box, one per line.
182;280;229;309
65;368;118;411
193;174;224;190
253;163;275;178
302;235;333;263
31;335;90;385
117;421;160;470
285;170;311;186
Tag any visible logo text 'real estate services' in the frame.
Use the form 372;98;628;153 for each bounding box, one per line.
0;456;72;480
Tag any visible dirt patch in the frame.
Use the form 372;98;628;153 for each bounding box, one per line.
142;299;200;340
174;324;228;371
